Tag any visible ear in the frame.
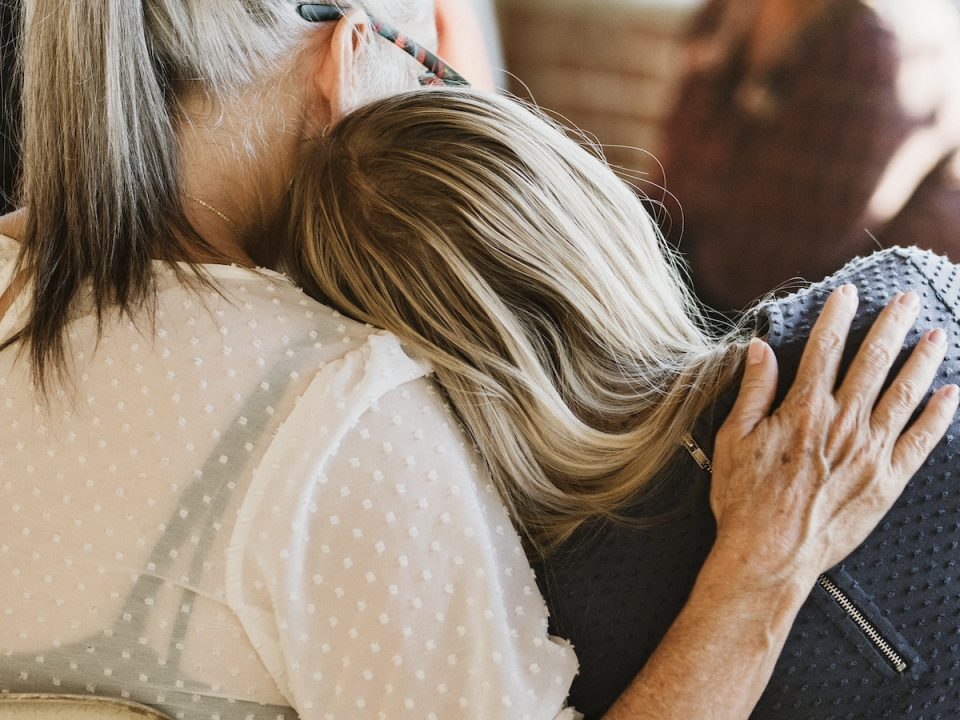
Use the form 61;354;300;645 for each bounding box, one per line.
308;9;368;129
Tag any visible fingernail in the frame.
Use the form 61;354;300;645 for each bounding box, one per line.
747;338;765;365
943;385;959;402
840;284;857;298
928;328;947;347
899;291;920;310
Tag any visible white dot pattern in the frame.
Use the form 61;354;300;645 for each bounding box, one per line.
0;235;580;719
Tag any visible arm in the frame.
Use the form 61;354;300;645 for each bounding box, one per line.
607;286;958;719
434;0;499;92
0;209;24;241
605;544;812;719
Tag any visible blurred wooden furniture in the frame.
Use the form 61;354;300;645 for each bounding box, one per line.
497;0;703;174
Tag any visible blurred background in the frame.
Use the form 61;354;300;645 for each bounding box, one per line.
497;0;699;179
496;0;960;315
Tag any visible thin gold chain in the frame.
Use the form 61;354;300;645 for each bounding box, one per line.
183;192;248;244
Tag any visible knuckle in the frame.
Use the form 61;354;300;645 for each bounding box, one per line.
891;377;921;411
904;429;933;458
860;340;893;371
788;388;820;415
825;407;864;456
789;395;832;437
937;396;957;420
813;328;845;356
868;480;898;512
833;404;861;435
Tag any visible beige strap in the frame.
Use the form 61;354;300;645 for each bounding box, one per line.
0;694;172;720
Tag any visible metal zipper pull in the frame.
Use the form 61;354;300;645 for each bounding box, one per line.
681;433;713;473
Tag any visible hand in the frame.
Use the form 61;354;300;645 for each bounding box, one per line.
710;285;959;587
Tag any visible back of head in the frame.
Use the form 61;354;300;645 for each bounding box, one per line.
11;0;435;387
281;88;745;552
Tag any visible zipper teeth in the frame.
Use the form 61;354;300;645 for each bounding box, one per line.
817;574;907;673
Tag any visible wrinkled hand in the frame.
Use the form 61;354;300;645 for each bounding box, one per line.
711;285;959;585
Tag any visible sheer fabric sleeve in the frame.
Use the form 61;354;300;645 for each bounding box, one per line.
226;332;580;720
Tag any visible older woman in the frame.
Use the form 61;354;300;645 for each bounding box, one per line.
0;2;952;719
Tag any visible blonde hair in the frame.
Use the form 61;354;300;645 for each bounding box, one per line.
10;0;435;386
280;88;747;554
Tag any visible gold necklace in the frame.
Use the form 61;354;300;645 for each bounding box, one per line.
183;192;248;245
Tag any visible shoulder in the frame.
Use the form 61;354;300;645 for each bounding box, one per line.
228;330;436;549
0;210;22;269
0;220;21;287
0;232;18;269
698;246;960;449
754;247;960;404
868;0;960;45
759;247;959;350
0;209;24;243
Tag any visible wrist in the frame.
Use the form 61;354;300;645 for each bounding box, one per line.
710;527;822;591
697;537;817;627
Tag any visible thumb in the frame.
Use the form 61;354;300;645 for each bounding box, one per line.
727;338;779;437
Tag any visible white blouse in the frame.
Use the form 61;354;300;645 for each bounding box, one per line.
0;234;579;720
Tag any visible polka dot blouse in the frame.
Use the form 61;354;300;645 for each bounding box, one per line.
0;235;580;720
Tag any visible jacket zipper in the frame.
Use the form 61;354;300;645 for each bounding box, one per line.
680;433;908;674
816;574;907;673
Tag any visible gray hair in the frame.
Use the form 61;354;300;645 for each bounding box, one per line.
11;0;435;386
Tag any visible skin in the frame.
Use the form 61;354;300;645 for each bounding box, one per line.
175;11;370;268
2;9;958;718
434;0;498;91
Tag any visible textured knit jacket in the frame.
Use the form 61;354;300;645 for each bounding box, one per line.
533;248;960;720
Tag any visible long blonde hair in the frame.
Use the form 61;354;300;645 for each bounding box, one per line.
10;0;434;386
281;88;747;554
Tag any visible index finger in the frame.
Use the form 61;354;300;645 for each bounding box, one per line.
786;285;859;402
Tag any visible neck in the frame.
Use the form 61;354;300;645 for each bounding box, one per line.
175;74;309;268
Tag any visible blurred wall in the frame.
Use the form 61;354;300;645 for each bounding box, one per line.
497;0;703;175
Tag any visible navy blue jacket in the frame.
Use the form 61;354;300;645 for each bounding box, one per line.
533;248;960;719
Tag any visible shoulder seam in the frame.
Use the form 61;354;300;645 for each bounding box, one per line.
903;251;960;325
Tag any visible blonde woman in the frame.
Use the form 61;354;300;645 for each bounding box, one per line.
0;3;952;720
279;87;960;719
